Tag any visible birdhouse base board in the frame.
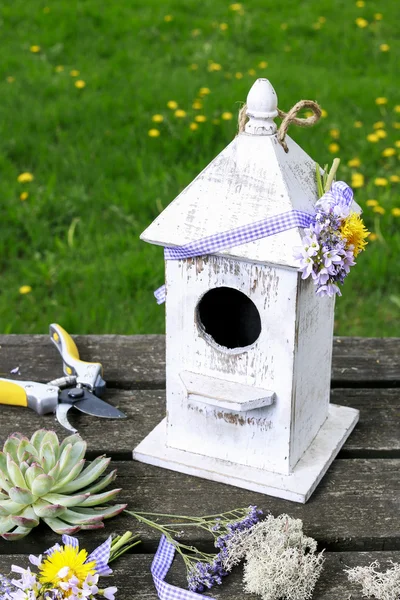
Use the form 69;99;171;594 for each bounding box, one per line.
133;403;359;503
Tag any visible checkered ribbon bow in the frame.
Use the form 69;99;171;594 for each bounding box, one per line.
151;535;216;600
154;208;314;304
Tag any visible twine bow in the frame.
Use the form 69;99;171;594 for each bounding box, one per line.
238;99;322;152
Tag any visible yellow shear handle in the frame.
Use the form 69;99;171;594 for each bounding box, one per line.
0;380;28;407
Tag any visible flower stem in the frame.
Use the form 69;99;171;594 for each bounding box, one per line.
324;157;341;193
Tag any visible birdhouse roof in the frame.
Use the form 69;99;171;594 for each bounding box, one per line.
141;80;359;269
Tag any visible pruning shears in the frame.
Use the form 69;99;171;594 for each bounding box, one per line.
0;323;126;433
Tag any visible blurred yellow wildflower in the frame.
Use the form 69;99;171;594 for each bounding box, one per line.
374;177;388;186
328;143;340;153
373;206;385;214
192;101;203;110
221;112;233;120
55;65;64;72
373;121;385;129
19;286;32;294
152;115;164;123
304;110;313;117
6;76;15;83
382;148;396;157
366;199;378;207
43;6;50;12
235;72;243;79
321;109;328;118
258;61;268;68
374;13;383;20
220;23;228;30
195;115;207;123
375;97;388;105
199;87;211;96
148;129;160;137
312;23;322;30
191;29;201;37
208;63;222;72
20;192;29;201
394;124;400;130
380;44;390;52
189;64;198;71
75;80;85;89
189;123;198;131
396;142;400;148
329;129;340;139
356;0;365;6
355;18;368;28
70;70;80;77
30;45;41;53
390;175;400;182
318;16;326;23
368;233;378;241
281;23;288;30
375;129;387;139
392;208;400;216
394;106;400;113
248;68;256;76
367;133;379;142
164;15;173;22
174;109;186;118
351;173;364;188
17;172;34;183
348;158;361;168
167;100;178;109
340;213;369;256
230;3;242;10
354;121;363;128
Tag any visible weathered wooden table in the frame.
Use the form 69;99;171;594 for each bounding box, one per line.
0;335;399;599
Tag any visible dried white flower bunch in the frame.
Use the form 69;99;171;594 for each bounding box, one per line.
222;513;325;600
345;560;400;600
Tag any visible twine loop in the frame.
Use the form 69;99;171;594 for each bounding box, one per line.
238;99;322;153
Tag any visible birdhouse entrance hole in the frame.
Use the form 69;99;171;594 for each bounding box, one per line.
196;287;261;350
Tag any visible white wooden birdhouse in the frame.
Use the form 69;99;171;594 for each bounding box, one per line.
133;79;359;502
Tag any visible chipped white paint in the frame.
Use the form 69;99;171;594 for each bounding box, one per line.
134;78;360;502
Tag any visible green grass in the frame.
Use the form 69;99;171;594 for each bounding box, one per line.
0;0;399;335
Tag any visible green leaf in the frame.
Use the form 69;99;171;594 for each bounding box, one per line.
0;516;15;535
30;430;49;452
6;455;26;488
32;499;66;518
4;435;24;462
11;506;39;528
59;508;103;525
8;487;34;506
17;440;38;463
43;492;90;507
31;474;54;497
25;464;44;489
78;488;121;507
42;517;81;535
58;441;87;480
59;433;83;457
0;452;7;477
73;503;127;519
0;499;25;515
57;457;110;494
51;459;86;492
40;442;56;473
82;469;117;494
2;525;33;540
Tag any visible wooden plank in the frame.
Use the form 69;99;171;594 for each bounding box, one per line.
0;388;398;458
1;458;399;554
0;335;399;388
0;552;399;599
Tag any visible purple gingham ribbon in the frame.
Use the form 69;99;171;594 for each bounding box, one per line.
151;535;215;600
154;209;313;304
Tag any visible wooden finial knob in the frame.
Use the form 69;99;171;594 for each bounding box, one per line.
245;78;278;135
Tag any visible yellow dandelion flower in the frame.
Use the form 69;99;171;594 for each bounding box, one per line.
248;68;256;76
312;22;322;30
373;206;385;214
148;128;160;137
55;65;64;72
30;45;41;53
373;121;385;129
20;192;29;201
321;109;328;118
318;16;326;23
340;213;369;256
304;110;313;117
394;124;400;130
70;70;80;77
392;208;400;216
75;80;85;89
329;128;340;139
368;232;378;241
189;63;198;71
375;97;388;105
396;141;400;148
235;72;243;79
174;109;186;118
192;101;203;110
367;133;379;142
389;175;400;182
355;17;368;28
39;544;95;586
348;157;361;168
191;29;201;37
189;123;198;131
220;23;228;30
208;62;222;72
375;129;387;139
43;6;50;13
164;15;173;22
356;0;365;6
258;61;268;68
199;87;211;96
195;115;207;123
382;148;396;157
230;3;242;10
366;199;378;207
167;100;178;109
281;23;288;30
374;13;383;20
354;120;363;128
328;142;340;153
380;44;390;52
17;172;34;183
19;285;32;294
152;114;164;123
394;106;400;113
374;177;388;186
6;76;15;83
351;173;364;188
221;112;233;120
